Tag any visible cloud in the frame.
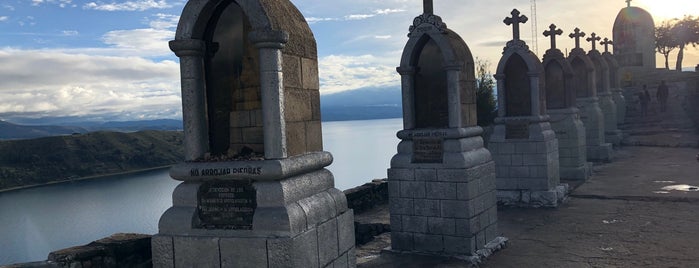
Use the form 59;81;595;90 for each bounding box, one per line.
0;48;181;119
309;8;407;23
31;0;74;8
83;0;171;11
318;54;400;95
62;30;78;36
102;28;174;56
0;16;8;22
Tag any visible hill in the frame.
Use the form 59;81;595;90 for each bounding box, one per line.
320;86;402;121
0;120;87;140
0;130;184;191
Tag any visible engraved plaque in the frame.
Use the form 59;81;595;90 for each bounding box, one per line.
413;138;443;163
506;123;529;139
197;181;256;230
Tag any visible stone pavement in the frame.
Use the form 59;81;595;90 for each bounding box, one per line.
356;145;699;267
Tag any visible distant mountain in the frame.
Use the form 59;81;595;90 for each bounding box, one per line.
0;120;87;140
84;119;183;132
320;86;402;121
0;130;184;190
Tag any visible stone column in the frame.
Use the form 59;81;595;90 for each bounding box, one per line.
445;62;463;128
250;30;289;160
170;39;208;161
397;67;416;130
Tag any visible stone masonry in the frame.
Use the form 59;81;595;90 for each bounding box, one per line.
152;1;354;267
587;33;623;146
388;1;503;257
542;24;590;180
568;28;613;162
490;9;567;208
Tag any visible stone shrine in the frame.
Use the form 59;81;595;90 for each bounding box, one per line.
541;24;590;181
613;1;656;74
601;38;627;124
587;33;623;146
567;28;613;162
490;9;566;207
389;1;502;256
152;1;355;267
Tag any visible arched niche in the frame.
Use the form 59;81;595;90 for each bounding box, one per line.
504;54;532;116
413;37;449;128
544;61;566;109
571;58;590;98
171;0;320;160
397;24;476;130
203;1;261;156
590;56;606;93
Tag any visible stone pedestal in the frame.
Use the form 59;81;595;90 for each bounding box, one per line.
153;153;355;267
613;88;627;124
548;108;590;180
388;127;498;255
577;97;613;162
490;117;568;207
599;92;623;145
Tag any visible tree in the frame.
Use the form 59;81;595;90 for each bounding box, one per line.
671;15;699;71
655;20;678;70
475;58;497;127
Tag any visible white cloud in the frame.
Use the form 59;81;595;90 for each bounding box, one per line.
102;28;174;56
0;49;181;119
148;13;179;30
374;35;392;39
62;30;78;36
83;0;172;11
318;54;400;94
0;16;8;22
3;4;15;11
309;7;407;23
30;0;74;8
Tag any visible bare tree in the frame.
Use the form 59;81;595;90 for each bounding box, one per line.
671;15;699;71
656;20;678;70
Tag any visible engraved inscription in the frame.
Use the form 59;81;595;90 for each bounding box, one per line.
197;181;256;230
413;138;443;163
506;123;529;139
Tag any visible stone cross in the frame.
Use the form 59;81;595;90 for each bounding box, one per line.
504;9;528;41
586;32;601;51
626;0;632;7
543;24;563;50
424;0;433;14
601;38;613;53
569;28;586;49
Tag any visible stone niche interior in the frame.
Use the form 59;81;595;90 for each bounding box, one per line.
200;0;322;160
571;58;590;98
504;54;532;117
545;61;566;109
413;37;448;128
204;1;263;158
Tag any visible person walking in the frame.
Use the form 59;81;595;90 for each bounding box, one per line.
657;80;669;112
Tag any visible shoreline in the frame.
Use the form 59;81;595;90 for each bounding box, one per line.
0;165;173;194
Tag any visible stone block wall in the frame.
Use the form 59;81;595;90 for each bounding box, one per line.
577;97;613;162
388;162;498;255
282;53;322;157
549;111;589;180
490;138;560;191
598;93;622;145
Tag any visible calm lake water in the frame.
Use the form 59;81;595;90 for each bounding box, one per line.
0;118;402;265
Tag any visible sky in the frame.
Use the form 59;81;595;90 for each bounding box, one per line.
0;0;697;123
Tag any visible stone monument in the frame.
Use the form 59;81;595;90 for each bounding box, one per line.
152;1;355;267
601;38;627;124
567;28;613;162
490;9;566;207
389;0;503;257
541;24;590;181
587;33;623;146
613;0;656;75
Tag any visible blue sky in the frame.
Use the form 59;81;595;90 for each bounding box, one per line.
0;0;696;122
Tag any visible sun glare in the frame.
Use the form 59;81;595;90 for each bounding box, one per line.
637;0;699;21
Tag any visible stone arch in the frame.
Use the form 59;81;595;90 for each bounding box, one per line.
545;60;566;109
503;54;532;116
567;53;596;98
397;25;477;129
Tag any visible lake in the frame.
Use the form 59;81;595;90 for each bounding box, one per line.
0;118;402;265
